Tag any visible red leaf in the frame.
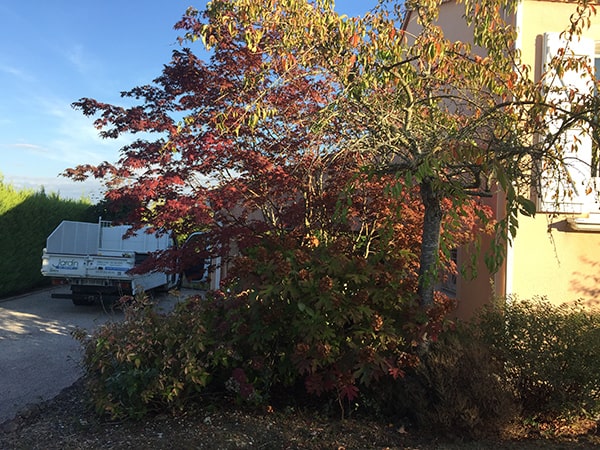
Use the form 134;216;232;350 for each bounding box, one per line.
338;383;359;402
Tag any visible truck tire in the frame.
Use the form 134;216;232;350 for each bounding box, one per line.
72;294;96;306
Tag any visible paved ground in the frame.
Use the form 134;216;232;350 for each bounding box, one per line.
0;286;192;424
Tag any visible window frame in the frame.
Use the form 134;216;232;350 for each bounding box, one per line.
536;32;598;215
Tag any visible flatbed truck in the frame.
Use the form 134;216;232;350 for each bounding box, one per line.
41;219;179;305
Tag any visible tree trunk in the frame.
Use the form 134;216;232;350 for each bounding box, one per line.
418;179;443;308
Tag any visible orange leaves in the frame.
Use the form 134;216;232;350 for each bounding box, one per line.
430;40;445;60
281;51;297;71
348;53;357;68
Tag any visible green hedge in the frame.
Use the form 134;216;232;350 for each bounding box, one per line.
478;297;600;418
348;298;600;436
0;178;96;298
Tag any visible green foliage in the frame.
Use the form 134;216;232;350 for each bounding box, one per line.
0;178;94;298
478;297;600;419
74;293;212;419
77;231;457;419
361;298;600;435
77;277;600;429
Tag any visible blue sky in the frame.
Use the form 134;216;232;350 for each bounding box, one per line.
0;1;376;201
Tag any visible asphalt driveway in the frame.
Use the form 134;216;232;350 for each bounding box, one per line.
0;286;188;424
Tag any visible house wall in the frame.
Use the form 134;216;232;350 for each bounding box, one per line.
455;192;507;319
509;1;600;310
511;215;600;309
406;0;600;318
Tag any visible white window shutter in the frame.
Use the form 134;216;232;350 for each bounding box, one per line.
538;32;596;213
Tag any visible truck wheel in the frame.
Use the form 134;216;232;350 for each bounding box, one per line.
72;295;95;306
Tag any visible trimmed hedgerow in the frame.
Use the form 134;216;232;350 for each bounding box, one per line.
0;178;94;298
478;297;600;419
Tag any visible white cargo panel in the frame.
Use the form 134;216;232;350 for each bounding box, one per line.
41;253;136;279
45;220;173;256
83;254;136;279
131;272;171;294
98;223;172;255
41;253;90;278
46;221;99;255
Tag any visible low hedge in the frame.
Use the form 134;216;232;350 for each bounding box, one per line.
76;293;600;437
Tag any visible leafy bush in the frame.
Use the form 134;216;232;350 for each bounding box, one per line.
75;294;212;419
478;297;600;419
201;234;431;413
76;233;456;419
371;298;600;436
80;251;600;430
365;323;518;437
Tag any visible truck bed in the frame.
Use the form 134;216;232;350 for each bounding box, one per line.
41;220;178;299
41;252;136;281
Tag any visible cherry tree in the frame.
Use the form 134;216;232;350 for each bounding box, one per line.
186;0;599;305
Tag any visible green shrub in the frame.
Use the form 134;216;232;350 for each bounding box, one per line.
478;297;600;419
365;297;600;436
75;293;212;419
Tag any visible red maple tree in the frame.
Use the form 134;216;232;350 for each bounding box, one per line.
66;7;490;287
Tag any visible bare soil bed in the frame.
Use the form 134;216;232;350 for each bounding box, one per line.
1;379;599;449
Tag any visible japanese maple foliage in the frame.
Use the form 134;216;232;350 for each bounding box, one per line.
68;5;490;278
68;12;345;270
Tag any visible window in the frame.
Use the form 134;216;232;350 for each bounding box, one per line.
537;33;598;214
440;248;458;296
